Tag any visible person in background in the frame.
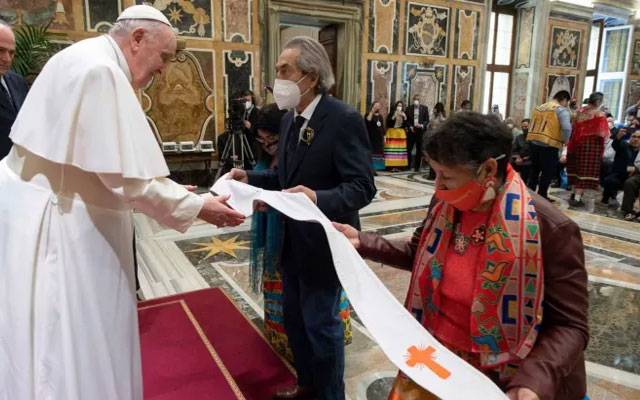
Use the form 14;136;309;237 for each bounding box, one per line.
491;104;504;120
427;102;447;132
249;103;354;364
241;89;259;168
459;99;472;112
600;119;618;187
384;100;408;171
621;145;640;221
0;20;28;159
365;100;386;172
511;118;531;183
406;95;429;172
335;112;588;400
527;90;572;202
504;118;520;137
625;98;640;120
601;128;640;207
425;102;447;180
567;92;609;208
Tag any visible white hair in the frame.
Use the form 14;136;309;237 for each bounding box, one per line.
283;36;335;94
108;19;167;41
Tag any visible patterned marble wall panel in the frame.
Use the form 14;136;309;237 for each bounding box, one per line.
401;63;447;113
452;65;474;111
544;73;577;101
84;0;121;32
366;60;396;114
630;38;640;77
548;26;582;69
516;7;534;69
223;50;254;113
405;2;449;58
223;0;252;43
0;0;73;26
142;50;215;144
369;0;399;54
626;80;640;109
136;0;213;38
454;9;479;60
511;72;529;122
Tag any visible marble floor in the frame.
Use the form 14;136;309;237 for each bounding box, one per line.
135;171;640;400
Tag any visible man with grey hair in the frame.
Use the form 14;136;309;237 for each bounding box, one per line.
228;36;376;399
0;20;28;159
0;5;244;400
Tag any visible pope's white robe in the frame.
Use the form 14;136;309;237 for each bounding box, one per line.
0;36;204;400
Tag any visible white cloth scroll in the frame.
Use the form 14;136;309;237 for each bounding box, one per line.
211;176;508;400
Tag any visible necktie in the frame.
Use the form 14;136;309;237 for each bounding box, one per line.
0;81;14;111
288;115;306;149
286;115;306;170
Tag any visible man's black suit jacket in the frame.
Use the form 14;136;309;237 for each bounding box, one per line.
406;104;430;133
248;95;376;287
0;71;28;159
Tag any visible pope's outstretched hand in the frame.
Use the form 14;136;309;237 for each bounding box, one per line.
198;193;245;227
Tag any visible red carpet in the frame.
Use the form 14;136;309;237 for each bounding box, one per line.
139;288;296;400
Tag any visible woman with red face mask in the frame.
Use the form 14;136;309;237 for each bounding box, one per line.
334;112;589;400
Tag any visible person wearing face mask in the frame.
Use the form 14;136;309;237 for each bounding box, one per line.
406;95;430;172
335;112;588;400
241;89;260;164
0;6;247;400
249;103;356;364
365;100;386;171
384;100;409;170
227;36;376;400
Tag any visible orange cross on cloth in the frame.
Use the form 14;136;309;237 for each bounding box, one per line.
406;345;451;380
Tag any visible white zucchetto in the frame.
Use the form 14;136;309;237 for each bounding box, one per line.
116;4;171;27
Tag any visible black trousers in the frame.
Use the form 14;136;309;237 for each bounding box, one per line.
281;270;345;399
527;143;559;199
406;130;424;171
602;171;628;203
622;174;640;213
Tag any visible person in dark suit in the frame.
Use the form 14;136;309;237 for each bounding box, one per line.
0;21;28;159
228;36;376;400
240;89;260;166
405;95;429;171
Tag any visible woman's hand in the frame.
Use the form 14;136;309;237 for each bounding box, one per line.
506;387;539;400
333;222;361;249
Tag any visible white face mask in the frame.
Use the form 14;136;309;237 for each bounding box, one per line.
413;100;420;106
273;75;309;110
245;100;252;110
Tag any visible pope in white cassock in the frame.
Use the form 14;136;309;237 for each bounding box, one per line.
0;5;245;400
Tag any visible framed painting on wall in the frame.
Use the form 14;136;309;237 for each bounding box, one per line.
405;2;449;57
544;73;577;101
548;26;582;69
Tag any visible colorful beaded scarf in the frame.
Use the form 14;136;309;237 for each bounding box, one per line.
407;165;543;377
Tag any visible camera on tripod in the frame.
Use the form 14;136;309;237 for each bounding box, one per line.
228;97;248;133
215;96;256;179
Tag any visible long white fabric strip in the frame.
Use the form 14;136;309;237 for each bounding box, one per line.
212;176;508;400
